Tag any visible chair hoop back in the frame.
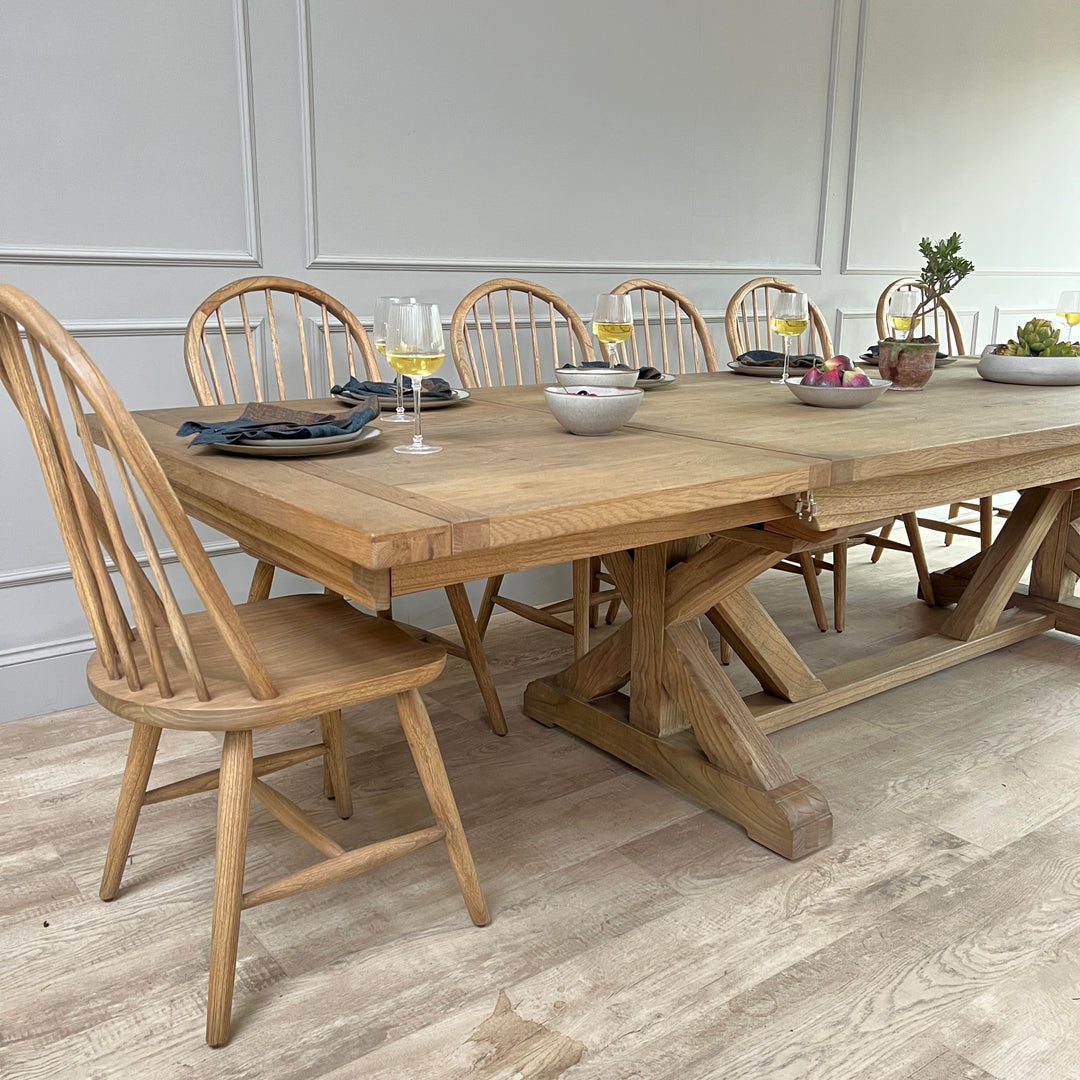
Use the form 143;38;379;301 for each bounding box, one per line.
610;278;719;373
184;276;380;406
450;278;593;388
875;278;966;356
724;277;833;362
0;285;275;703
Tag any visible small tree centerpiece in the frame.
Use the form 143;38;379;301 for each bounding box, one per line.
878;232;974;391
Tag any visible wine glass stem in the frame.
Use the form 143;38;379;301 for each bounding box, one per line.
412;383;424;447
607;343;617;368
781;337;792;381
395;373;406;419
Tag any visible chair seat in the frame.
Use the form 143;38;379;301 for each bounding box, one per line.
88;594;446;731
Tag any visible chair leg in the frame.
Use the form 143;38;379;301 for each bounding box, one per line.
247;560;275;603
869;518;894;564
99;723;162;901
444;582;508;736
319;711;353;819
833;543;847;633
979;496;994;550
588;556;602;627
572;558;591;659
206;729;253;1049
945;503;962;546
798;552;829;632
395;689;489;928
474;575;503;639
901;512;936;606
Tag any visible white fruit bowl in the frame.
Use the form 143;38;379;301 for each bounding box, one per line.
543;385;643;435
783;375;892;408
554;365;640;389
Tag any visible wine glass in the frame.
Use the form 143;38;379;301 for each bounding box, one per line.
592;293;633;367
373;295;418;423
887;291;919;338
769;291;810;384
385;302;445;455
1057;291;1080;341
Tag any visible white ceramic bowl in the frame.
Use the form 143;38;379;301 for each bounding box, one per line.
543;385;644;435
978;346;1080;385
554;365;640;389
783;375;891;408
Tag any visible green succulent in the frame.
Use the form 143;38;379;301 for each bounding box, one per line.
1001;318;1080;357
1044;340;1080;357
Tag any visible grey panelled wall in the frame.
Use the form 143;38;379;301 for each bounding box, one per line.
2;0;1078;720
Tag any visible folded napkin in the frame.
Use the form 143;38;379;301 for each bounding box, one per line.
559;361;662;379
177;402;377;445
332;375;454;401
735;350;822;369
862;344;947;360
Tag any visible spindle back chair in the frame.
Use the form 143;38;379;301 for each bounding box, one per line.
185;278;508;736
610;278;720;373
450;279;610;656
874;278;1004;550
450;277;594;388
0;285;488;1047
184;275;381;405
725;276;833;362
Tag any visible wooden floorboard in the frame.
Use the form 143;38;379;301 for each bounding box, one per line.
3;517;1080;1078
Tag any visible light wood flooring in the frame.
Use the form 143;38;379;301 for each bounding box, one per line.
3;525;1080;1079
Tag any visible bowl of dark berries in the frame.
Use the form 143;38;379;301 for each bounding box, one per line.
543;385;644;435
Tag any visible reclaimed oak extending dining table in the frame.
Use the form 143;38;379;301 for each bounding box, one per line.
125;363;1080;860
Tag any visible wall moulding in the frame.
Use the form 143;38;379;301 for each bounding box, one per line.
0;0;261;269
298;0;841;276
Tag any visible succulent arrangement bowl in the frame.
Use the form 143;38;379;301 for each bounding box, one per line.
554;365;640;390
543;385;643;435
978;319;1080;385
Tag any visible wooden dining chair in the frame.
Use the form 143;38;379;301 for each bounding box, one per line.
875;277;1006;553
0;285;488;1047
185;277;508;736
610;278;721;373
450;278;614;656
725;276;834;364
724;277;936;628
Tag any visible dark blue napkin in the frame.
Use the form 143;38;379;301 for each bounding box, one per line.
332;375;454;401
735;350;821;369
559;361;662;380
178;402;377;445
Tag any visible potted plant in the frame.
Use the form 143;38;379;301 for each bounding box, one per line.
977;318;1080;385
878;232;974;390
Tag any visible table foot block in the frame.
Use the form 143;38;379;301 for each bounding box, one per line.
523;677;832;860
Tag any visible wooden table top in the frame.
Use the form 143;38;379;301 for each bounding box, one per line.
135;363;1080;576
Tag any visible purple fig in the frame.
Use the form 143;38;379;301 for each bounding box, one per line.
819;368;843;387
842;369;872;387
801;366;824;386
825;354;854;371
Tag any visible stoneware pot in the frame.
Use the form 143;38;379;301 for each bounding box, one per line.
876;339;938;391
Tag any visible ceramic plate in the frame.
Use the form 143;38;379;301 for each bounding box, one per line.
212;426;381;457
639;373;676;389
727;361;785;378
333;389;470;410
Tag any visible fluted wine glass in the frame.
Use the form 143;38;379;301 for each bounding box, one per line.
769;291;809;384
592;293;633;367
886;291;920;338
385;301;445;455
373;295;418;423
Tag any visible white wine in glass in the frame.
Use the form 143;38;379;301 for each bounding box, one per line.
769;291;809;384
887;291;919;336
373;295;418;423
1057;291;1080;339
592;293;633;366
385;301;445;455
